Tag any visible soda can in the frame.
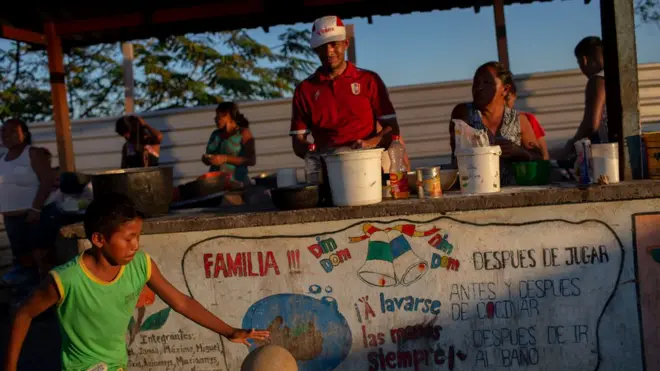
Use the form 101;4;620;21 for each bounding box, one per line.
416;167;443;198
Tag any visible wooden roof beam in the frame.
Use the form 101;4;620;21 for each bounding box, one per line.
0;25;46;45
53;0;264;37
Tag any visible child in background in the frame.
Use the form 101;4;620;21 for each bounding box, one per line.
559;36;607;158
115;115;163;169
5;193;269;371
49;166;94;214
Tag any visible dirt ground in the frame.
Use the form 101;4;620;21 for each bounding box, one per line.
0;305;61;370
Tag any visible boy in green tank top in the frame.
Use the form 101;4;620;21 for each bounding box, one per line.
5;193;269;371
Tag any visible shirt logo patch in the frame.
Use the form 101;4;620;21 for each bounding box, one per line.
314;90;321;101
351;83;360;95
86;363;108;371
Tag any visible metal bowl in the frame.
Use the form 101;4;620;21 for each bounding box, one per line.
270;184;320;211
440;169;458;190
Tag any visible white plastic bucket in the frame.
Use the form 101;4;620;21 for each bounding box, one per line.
456;146;502;194
591;143;620;184
324;148;384;206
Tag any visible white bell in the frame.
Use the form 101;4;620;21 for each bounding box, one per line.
357;231;397;287
389;230;428;286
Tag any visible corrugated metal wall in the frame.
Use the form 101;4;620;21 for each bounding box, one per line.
1;63;659;268
24;63;660;184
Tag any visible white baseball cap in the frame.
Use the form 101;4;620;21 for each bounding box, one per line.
310;16;346;49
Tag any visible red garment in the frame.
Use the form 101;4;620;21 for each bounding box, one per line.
290;62;396;148
523;112;545;139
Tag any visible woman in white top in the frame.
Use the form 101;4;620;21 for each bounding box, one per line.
0;119;60;285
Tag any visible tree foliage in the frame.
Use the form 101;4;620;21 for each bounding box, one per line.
0;28;315;123
636;0;660;24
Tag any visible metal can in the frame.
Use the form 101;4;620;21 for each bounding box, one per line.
416;167;443;198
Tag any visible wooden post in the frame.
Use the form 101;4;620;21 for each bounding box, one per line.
493;0;510;69
122;42;135;113
346;24;356;64
600;0;641;180
44;22;75;172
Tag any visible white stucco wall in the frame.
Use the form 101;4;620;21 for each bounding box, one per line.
125;199;657;371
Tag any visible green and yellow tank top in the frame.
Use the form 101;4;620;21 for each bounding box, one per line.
49;251;152;371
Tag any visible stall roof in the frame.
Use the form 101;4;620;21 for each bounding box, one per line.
1;0;573;48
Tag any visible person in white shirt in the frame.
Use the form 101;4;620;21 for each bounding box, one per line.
0;119;60;285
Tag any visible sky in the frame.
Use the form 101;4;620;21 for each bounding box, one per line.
1;1;658;89
243;0;660;87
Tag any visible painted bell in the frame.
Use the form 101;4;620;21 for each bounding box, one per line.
357;231;397;287
389;230;428;286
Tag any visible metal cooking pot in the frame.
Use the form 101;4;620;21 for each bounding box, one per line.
90;167;174;217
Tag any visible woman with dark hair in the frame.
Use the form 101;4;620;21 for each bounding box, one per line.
115;115;163;169
0;119;60;284
449;62;543;184
202;102;256;184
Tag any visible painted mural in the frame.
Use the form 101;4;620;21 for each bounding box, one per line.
126;216;621;371
634;212;660;371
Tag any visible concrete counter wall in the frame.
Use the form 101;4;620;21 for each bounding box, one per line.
107;199;658;370
57;183;660;370
60;180;660;238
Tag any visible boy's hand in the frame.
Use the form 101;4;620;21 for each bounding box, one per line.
228;328;270;346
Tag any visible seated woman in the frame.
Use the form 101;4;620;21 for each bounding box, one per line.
450;61;543;184
506;82;550;160
202;102;256;185
115;115;163;169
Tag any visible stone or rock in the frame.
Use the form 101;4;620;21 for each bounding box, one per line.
241;345;298;371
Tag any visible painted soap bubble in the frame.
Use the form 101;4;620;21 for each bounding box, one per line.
242;293;352;370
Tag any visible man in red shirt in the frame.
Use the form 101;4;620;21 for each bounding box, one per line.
290;15;401;160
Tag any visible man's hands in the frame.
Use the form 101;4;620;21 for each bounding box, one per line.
352;133;383;150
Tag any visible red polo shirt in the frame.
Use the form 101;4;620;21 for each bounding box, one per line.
290;62;397;148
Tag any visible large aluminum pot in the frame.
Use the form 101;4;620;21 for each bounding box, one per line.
90;167;174;217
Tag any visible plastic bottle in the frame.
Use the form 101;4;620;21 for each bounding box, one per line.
388;135;409;199
305;144;322;185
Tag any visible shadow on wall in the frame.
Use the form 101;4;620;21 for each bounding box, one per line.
512;76;535;115
149;113;213;179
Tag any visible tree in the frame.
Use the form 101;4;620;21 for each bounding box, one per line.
636;0;660;24
0;28;315;123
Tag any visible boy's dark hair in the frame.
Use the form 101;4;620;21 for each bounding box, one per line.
84;193;144;240
574;36;603;58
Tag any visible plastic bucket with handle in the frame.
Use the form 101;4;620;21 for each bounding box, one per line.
323;148;384;206
456;146;502;194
